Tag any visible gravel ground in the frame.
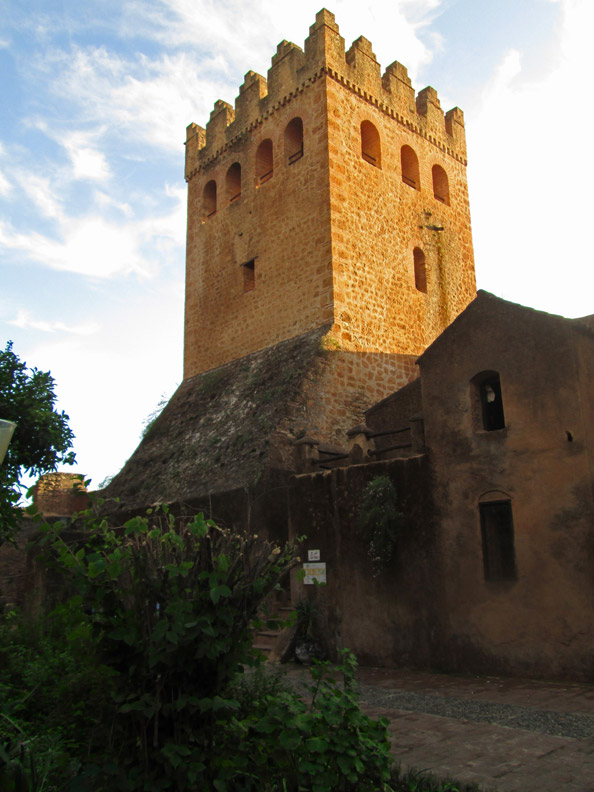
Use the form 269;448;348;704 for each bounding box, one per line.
282;666;594;740
357;685;594;740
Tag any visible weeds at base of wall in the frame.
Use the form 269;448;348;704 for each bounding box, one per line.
389;765;482;792
318;334;341;355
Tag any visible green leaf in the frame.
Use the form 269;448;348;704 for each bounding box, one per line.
279;731;301;750
87;558;106;578
152;620;169;642
306;737;329;753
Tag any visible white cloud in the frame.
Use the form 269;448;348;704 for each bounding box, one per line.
0;185;185;279
8;309;100;336
40;47;213;153
467;0;594;317
18;2;443;166
63;131;111;181
149;0;441;82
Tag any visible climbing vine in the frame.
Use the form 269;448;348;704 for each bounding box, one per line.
358;475;405;575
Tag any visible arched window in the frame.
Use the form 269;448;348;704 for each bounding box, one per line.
413;248;427;293
285;117;303;164
471;371;505;431
478;494;516;581
432;164;450;205
401;145;420;190
256;139;273;185
226;162;242;203
202;180;217;220
361;121;381;168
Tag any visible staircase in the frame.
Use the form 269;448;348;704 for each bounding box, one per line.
253;588;294;661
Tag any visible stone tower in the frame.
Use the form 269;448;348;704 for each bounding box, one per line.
105;9;476;517
184;9;475;406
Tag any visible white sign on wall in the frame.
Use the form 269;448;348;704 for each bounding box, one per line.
303;562;326;585
308;549;320;561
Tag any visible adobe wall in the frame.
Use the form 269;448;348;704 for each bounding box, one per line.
419;299;594;679
288;457;444;668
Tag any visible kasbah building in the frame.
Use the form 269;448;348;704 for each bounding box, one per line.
29;10;594;682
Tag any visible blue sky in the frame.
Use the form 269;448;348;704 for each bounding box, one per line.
1;0;592;488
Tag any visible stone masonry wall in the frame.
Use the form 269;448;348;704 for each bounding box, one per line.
184;71;333;377
32;472;89;517
280;346;419;446
184;9;476;383
326;63;476;355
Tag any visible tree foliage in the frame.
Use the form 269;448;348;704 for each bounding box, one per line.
0;341;75;540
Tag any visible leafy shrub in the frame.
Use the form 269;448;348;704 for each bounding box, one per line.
215;649;392;791
0;600;116;790
37;506;301;789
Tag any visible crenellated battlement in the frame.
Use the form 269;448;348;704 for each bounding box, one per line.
185;8;466;180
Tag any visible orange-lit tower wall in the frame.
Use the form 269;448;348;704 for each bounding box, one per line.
184;9;476;405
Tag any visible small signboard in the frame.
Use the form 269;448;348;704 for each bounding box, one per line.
308;549;320;561
303;562;326;585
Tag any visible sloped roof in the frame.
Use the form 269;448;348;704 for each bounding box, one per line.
103;327;329;513
417;290;594;365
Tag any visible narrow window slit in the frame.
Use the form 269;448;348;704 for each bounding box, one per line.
242;259;255;292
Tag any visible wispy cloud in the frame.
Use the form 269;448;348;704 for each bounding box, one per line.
19;172;64;220
94;189;134;217
36;47;214;153
0;190;185;279
8;309;100;336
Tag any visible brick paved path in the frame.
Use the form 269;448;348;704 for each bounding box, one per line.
354;667;594;792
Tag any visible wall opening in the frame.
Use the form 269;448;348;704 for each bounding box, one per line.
242;259;255;292
479;500;517;581
401;145;420;189
285;117;304;164
226;162;242;203
413;248;427;293
361;121;381;168
202;180;217;220
432;164;450;204
256;139;273;185
471;371;505;431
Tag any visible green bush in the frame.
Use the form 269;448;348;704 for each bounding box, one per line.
223;649;393;791
0;600;116;791
36;506;302;789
